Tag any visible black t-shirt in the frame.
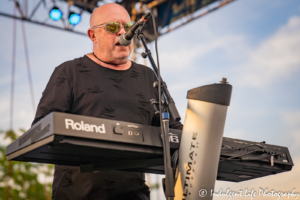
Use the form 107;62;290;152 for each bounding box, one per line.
32;55;182;200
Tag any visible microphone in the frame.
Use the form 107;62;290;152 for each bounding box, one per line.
119;12;151;46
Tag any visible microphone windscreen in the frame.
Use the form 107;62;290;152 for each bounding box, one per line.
119;34;132;46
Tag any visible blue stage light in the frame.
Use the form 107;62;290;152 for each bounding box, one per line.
49;6;62;21
69;12;81;25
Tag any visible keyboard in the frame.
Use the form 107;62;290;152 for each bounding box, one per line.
6;112;293;182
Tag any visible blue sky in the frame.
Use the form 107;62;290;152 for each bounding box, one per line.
0;0;300;199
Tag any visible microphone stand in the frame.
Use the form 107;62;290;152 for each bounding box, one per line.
137;30;181;122
137;29;179;200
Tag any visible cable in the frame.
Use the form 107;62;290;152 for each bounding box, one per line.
222;144;267;153
151;9;174;199
7;5;17;200
150;9;163;133
220;144;268;160
151;9;168;176
21;20;36;114
237;144;266;150
220;143;282;167
9;5;17;131
226;150;259;160
225;150;280;162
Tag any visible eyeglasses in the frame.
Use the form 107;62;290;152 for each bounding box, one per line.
91;22;135;33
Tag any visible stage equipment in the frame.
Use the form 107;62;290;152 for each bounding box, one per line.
174;78;231;200
68;12;81;25
135;11;181;200
1;1;236;39
6;112;293;181
49;6;62;21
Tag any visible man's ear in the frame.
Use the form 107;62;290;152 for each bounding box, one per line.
87;29;96;43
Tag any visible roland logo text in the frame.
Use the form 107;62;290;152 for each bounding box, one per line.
65;118;106;134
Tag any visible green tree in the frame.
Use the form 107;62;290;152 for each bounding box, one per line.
0;129;54;200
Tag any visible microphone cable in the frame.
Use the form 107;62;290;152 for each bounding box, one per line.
148;10;164;133
150;9;169;198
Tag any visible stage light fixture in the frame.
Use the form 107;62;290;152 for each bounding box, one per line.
49;6;63;21
69;12;81;25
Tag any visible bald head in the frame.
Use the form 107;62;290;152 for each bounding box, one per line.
90;3;131;28
87;3;133;68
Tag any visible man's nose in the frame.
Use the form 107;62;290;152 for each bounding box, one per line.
117;26;126;36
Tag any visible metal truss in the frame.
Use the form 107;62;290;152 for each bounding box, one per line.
0;0;236;39
0;0;95;36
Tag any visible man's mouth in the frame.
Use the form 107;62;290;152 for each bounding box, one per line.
116;42;122;46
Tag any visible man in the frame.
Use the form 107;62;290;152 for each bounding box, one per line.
32;3;182;200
